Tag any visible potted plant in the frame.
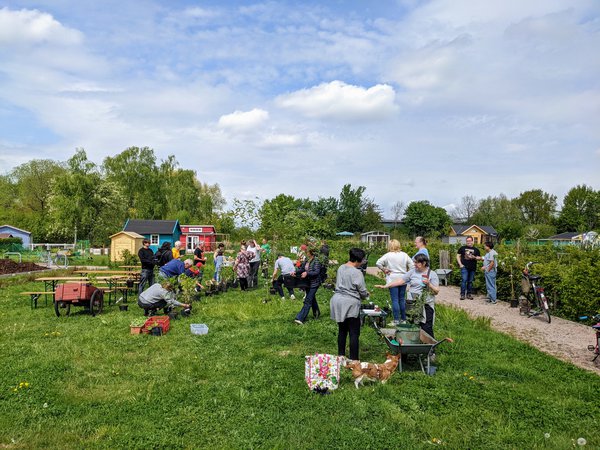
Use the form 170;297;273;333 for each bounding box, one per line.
130;317;146;335
396;290;428;344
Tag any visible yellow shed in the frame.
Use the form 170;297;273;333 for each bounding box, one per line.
109;231;145;262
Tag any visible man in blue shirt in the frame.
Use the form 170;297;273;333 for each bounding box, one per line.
159;258;193;279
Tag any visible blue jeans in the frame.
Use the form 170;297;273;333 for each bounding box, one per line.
484;270;497;301
389;284;407;321
138;268;154;293
296;286;320;322
460;267;476;296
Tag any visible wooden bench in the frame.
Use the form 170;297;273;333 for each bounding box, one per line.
20;291;54;309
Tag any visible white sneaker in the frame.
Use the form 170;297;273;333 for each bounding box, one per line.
280;297;285;301
399;320;407;325
290;294;296;300
294;319;304;325
391;320;399;326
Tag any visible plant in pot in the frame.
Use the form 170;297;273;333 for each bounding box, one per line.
130;317;146;335
397;290;428;344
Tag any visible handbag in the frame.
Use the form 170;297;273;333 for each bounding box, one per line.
305;353;344;391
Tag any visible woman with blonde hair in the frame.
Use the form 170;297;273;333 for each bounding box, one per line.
376;239;414;325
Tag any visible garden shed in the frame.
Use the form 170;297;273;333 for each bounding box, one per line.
443;224;498;245
0;224;32;247
122;219;181;253
360;231;390;246
109;231;145;262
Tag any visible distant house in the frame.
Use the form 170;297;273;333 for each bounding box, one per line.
380;219;403;229
443;225;498;245
360;231;390;247
0;224;32;246
122;219;182;253
539;232;584;246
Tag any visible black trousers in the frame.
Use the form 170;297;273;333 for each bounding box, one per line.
239;277;248;291
420;304;435;339
273;274;295;297
338;316;361;361
249;261;260;287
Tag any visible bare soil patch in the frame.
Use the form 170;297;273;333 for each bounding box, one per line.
0;259;46;275
436;285;599;375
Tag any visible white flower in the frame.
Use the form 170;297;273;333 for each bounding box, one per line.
544;433;550;439
43;402;48;408
577;437;586;446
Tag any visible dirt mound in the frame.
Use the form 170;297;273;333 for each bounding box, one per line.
0;259;46;275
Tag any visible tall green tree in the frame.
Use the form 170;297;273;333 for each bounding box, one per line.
514;189;557;225
50;149;125;245
337;184;366;232
556;185;600;232
103;146;167;219
7;159;66;241
259;194;302;238
403;201;451;237
471;194;524;240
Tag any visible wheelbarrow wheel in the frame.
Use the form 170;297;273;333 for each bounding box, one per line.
89;290;104;316
54;300;71;317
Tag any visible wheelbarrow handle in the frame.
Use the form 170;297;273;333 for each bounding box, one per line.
429;337;454;353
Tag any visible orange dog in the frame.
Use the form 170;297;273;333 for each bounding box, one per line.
345;353;401;389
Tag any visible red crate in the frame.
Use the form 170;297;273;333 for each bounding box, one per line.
142;316;170;335
55;283;97;302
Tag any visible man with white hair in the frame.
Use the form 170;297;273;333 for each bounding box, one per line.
158;258;193;280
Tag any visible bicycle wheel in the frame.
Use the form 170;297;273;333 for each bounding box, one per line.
53;254;69;269
537;291;551;323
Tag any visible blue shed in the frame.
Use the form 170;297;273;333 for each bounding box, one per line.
0;224;32;247
122;219;181;253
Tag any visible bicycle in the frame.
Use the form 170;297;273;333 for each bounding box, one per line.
521;261;551;323
578;314;600;362
38;251;69;269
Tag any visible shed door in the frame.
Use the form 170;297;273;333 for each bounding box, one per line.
187;235;199;252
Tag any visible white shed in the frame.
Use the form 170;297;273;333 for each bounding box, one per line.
360;231;390;247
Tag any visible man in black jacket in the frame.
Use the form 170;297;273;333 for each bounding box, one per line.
138;239;155;293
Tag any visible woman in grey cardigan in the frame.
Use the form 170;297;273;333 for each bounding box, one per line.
330;248;370;361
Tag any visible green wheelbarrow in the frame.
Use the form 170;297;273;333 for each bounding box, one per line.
373;322;453;375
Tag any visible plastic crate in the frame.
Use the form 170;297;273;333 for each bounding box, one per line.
190;324;209;335
142;316;170;334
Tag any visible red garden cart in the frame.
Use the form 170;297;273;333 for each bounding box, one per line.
54;282;104;317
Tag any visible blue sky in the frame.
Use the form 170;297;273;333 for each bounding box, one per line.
1;0;599;216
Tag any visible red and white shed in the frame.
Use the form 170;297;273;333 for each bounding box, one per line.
180;225;216;253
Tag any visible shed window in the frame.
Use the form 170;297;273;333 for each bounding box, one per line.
150;234;159;245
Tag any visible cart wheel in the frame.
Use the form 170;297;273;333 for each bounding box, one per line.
89;290;104;316
54;300;71;317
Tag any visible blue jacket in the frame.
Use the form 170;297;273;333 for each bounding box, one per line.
160;259;185;278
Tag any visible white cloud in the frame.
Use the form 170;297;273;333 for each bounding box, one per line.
259;133;304;148
0;8;82;45
275;81;397;121
217;109;269;132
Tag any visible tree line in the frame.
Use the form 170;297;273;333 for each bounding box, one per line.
1;146;598;245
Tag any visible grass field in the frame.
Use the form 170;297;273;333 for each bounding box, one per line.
1;272;599;449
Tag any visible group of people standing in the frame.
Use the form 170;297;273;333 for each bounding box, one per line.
457;237;498;303
233;239;271;291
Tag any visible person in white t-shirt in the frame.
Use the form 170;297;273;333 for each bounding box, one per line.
375;239;414;325
246;240;261;288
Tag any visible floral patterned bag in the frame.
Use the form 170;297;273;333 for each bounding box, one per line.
305;353;344;391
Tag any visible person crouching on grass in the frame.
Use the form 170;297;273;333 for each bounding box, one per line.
330;248;370;361
374;254;440;338
137;281;190;316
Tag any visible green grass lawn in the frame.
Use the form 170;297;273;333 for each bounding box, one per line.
1;273;599;449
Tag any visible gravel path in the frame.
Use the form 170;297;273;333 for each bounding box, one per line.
436;285;599;375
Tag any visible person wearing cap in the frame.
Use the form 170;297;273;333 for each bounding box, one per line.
271;254;297;300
